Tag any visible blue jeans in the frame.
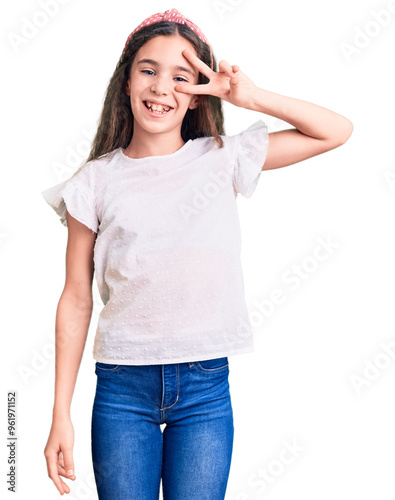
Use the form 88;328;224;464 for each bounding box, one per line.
91;357;234;499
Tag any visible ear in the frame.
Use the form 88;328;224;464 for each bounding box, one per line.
125;78;131;96
188;95;200;110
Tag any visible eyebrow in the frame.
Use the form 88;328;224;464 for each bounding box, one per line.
136;58;196;77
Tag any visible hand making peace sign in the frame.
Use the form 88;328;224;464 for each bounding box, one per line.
174;49;258;110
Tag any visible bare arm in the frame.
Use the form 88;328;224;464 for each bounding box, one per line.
249;87;354;171
173;49;354;171
44;210;97;495
53;212;96;418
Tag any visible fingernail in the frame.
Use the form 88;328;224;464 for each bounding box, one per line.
67;469;74;476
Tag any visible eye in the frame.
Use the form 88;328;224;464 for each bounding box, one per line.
174;76;188;82
141;69;155;75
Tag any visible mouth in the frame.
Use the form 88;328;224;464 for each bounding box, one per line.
143;100;173;115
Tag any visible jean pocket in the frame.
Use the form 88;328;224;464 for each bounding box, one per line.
195;357;229;373
95;362;121;373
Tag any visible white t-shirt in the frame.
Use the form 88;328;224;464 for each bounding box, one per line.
41;120;269;365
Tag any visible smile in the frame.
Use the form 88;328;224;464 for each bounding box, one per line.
144;100;173;115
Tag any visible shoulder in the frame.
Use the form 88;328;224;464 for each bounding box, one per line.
189;133;233;156
221;120;268;144
221;120;269;160
96;147;121;162
90;147;122;170
72;147;121;180
190;120;268;155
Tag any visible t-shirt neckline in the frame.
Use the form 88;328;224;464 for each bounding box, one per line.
119;139;193;162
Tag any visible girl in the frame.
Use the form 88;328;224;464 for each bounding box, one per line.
42;8;353;499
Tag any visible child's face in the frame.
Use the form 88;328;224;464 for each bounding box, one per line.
126;35;200;138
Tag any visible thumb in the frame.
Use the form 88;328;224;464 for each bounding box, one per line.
230;74;239;86
174;83;194;94
62;447;76;478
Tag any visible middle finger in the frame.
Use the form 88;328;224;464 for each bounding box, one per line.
181;49;213;78
219;59;235;77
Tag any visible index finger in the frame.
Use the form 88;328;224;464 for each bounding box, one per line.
46;451;70;495
174;82;211;95
181;49;213;78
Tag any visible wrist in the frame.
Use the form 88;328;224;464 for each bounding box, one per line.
250;86;269;113
52;406;71;420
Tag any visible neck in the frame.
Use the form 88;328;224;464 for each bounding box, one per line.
124;124;185;159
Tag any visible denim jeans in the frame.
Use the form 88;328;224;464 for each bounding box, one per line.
91;357;234;499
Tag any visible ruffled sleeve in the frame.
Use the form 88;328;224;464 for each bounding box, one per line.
231;120;269;198
41;162;98;233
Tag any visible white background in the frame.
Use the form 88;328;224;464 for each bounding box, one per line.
2;0;395;498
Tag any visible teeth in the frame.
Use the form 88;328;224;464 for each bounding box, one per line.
146;101;171;113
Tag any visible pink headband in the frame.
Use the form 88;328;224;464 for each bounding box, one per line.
123;8;214;70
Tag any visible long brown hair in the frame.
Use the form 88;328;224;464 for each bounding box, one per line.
72;21;224;176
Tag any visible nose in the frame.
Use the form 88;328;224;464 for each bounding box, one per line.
150;74;170;95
